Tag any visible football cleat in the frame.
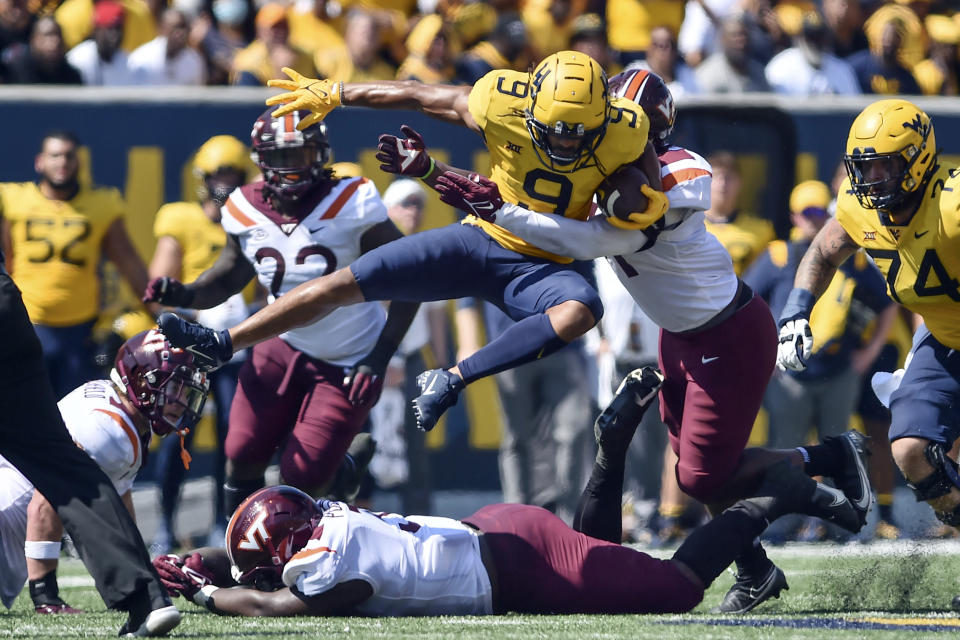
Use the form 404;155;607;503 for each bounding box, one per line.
594;366;664;452
35;601;83;614
119;604;181;637
325;433;377;502
711;563;789;614
412;369;464;432
824;430;874;529
754;460;861;533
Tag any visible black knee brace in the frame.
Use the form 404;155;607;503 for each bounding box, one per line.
907;442;960;525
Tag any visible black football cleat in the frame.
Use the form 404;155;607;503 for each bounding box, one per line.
824;430;874;529
119;604;181;637
757;460;861;533
412;369;464;432
325;433;377;502
594;366;664;451
711;563;789;614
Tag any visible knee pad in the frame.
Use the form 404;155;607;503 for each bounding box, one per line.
223;476;265;518
907;442;960;502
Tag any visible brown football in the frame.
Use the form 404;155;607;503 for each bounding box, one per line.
598;163;652;221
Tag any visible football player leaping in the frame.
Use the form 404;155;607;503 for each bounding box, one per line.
777;99;960;602
0;329;208;622
158;51;671;432
143;108;418;517
432;70;874;614
151;369;857;618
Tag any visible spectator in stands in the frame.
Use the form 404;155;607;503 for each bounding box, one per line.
129;8;205;85
396;13;454;83
822;0;868;58
568;13;618;75
454;12;527;85
678;0;739;67
608;0;685;66
334;9;395;81
287;0;349;82
4;16;81;84
448;0;496;51
628;25;697;97
765;10;860;95
0;130;149;398
231;2;313;86
847;16;920;94
66;0;135;85
521;0;574;61
912;14;959;96
0;0;34;67
702;152;775;277
190;0;255;85
695;13;770;94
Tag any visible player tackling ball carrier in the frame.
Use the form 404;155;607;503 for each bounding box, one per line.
157;51;671;433
152;368;858;618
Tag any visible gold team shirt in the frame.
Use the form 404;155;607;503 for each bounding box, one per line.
835;165;960;350
1;182;123;326
704;212;775;276
153;202;226;282
467;69;650;262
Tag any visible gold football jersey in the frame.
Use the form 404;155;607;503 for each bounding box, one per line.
835;165;960;349
1;182;124;326
153;202;226;282
466;69;650;262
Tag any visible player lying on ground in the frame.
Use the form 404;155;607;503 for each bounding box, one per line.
0;329;208;618
153;368;859;617
775;99;960;604
157;52;669;433
426;68;874;614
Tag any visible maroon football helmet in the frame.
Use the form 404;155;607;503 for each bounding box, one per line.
609;68;676;154
110;329;209;436
250;107;332;207
226;485;323;591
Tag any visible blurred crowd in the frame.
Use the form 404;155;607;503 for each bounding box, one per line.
0;0;958;95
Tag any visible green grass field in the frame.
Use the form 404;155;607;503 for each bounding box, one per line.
2;543;959;639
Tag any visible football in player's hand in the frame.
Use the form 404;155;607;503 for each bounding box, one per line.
598;164;651;221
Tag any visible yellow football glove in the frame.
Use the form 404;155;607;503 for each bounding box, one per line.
266;67;342;130
605;185;670;230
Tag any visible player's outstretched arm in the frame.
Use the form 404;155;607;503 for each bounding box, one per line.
267;68;477;131
776;217;860;372
145;234;256;310
196;580;373;617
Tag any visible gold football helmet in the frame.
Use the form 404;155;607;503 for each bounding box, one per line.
193;135;249;205
843;99;937;211
525;50;610;173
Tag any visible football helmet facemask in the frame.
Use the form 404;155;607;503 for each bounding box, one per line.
193;135;249;207
226;486;323;591
608;68;675;154
524;51;610;173
843;99;937;212
111;329;209;437
251;107;332;207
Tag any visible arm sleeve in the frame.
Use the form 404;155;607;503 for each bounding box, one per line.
495;203;650;260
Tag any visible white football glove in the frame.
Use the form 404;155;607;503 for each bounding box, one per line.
776;318;813;371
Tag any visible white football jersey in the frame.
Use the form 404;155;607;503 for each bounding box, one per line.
282;502;493;616
221;178;388;366
607;146;739;332
0;379;144;500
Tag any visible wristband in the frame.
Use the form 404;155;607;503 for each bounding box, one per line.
338;81;346;105
193;584;220;610
420;157;437;181
779;288;816;326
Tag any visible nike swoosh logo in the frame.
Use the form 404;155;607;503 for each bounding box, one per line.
846;437;872;510
702;356;719;364
748;568;778;597
309;225;326;233
422;375;438;395
817;484;848;507
915;230;929;239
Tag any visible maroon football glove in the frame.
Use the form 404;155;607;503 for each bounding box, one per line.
153;553;215;599
434;171;503;222
343;363;385;407
143;277;194;307
376;125;433;178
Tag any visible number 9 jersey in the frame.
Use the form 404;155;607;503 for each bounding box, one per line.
834;163;960;349
466;68;650;263
0;183;124;325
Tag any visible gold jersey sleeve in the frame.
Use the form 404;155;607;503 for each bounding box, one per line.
2;182;124;326
466;69;650;262
153;202;227;283
836;167;960;349
704;213;775;276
